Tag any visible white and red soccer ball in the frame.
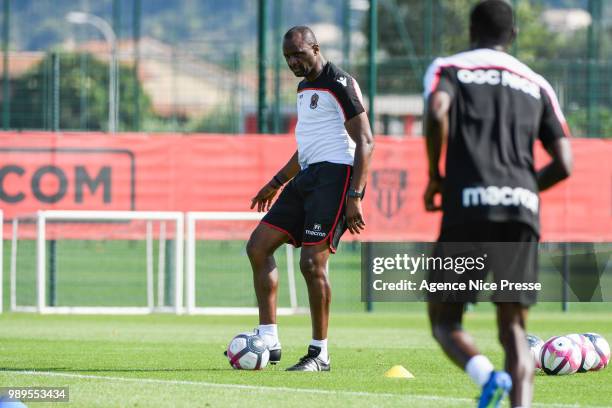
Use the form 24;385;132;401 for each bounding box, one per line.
226;332;270;370
540;336;582;375
566;334;598;372
582;333;610;371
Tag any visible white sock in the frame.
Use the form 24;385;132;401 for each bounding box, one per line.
310;339;328;362
465;355;494;387
257;324;280;348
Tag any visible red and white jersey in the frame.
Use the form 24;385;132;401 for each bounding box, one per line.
295;62;365;169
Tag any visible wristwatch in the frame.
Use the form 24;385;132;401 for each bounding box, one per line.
347;188;364;199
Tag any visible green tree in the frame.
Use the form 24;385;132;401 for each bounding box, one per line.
10;52;153;131
368;0;563;60
185;108;241;134
566;107;612;138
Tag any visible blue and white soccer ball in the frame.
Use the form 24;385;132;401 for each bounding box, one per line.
0;396;27;408
226;332;270;370
526;334;544;371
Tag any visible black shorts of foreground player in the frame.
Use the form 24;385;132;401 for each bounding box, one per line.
247;26;373;372
428;221;539;305
423;1;572;407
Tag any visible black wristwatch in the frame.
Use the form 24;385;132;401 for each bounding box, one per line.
347;188;364;199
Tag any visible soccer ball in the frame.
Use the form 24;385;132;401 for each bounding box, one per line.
583;333;610;371
526;334;544;370
0;396;27;408
226;332;270;370
540;336;581;375
566;334;598;372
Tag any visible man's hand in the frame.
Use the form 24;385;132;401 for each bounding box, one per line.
251;151;300;212
250;181;280;212
344;112;374;234
424;176;444;212
345;197;366;234
537;138;572;191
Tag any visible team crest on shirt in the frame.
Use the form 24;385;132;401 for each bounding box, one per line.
372;169;408;218
310;93;319;109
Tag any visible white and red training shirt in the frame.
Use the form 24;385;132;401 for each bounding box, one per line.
295;62;365;170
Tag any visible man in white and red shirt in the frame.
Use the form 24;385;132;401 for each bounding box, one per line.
247;26;374;371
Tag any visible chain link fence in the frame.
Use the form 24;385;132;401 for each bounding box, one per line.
0;0;610;137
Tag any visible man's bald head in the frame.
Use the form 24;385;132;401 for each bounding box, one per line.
282;26;324;79
284;26;318;46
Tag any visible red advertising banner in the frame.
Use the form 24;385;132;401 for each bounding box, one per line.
0;132;610;241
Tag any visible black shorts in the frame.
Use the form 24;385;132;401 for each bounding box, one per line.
261;162;352;253
427;221;539;306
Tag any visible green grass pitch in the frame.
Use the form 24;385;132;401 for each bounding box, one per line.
0;309;611;407
2;238;611;407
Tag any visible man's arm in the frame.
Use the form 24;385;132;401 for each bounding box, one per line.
536;87;573;192
424;91;451;211
274;150;301;185
345;112;374;234
537;138;572;191
250;150;300;212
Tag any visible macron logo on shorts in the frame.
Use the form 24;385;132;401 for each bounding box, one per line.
462;186;539;214
305;223;326;237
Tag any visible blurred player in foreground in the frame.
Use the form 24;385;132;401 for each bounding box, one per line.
247;26;374;371
423;0;572;406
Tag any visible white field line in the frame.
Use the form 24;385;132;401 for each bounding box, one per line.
4;370;606;408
